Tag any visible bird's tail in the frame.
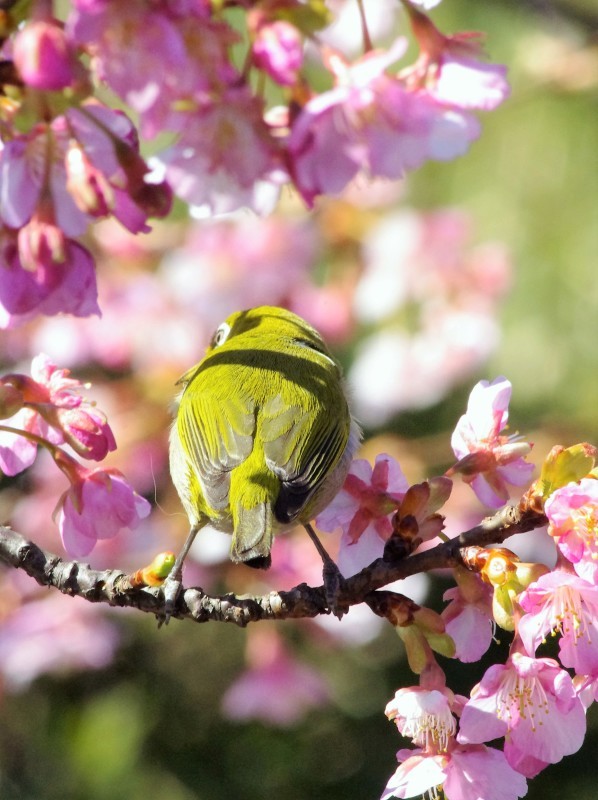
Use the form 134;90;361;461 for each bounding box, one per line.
229;465;277;569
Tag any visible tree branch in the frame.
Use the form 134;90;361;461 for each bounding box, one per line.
0;505;547;626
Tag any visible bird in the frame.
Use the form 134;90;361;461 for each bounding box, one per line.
164;305;360;618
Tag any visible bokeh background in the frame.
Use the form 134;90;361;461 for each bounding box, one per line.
0;0;597;798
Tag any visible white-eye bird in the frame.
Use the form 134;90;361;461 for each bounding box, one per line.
165;305;360;616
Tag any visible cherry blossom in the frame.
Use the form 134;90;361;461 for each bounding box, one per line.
450;377;534;507
442;567;494;662
458;651;586;777
0;592;119;691
518;569;598;675
385;686;458;751
159;87;283;216
0;354;116;460
221;629;329;727
382;743;528;800
55;466;151;557
402;5;510;111
0;408;49;476
316;454;408;575
287;38;477;207
545;477;598;583
67;0;233;139
0;228;100;328
0;98;170;324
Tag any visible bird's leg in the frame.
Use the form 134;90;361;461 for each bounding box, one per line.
303;523;347;619
161;522;201;624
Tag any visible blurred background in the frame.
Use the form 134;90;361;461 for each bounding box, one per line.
0;0;597;797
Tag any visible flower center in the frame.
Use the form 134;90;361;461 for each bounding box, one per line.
573;506;598;555
497;671;549;732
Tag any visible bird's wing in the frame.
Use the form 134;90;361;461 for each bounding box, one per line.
175;376;256;513
261;391;351;523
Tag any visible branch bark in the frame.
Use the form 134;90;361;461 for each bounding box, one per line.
0;505;547;627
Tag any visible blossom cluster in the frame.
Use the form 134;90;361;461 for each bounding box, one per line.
316;377;598;799
0;354;150;557
0;0;509;327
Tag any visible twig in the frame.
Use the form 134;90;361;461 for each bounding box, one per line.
0;505;546;626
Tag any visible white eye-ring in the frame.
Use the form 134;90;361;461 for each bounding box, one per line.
211;321;231;348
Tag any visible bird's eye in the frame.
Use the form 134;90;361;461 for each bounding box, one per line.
210;322;231;348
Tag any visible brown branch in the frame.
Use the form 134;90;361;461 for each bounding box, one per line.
0;505;547;626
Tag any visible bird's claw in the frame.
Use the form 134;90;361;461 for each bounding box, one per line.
159;573;183;626
322;561;348;620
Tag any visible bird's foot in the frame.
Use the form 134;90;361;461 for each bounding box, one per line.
158;522;202;626
303;522;348;619
159;571;184;627
322;560;348;620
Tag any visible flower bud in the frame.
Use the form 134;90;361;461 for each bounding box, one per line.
252;20;303;86
128;551;176;587
13;19;77;91
0;383;25;419
56;406;117;461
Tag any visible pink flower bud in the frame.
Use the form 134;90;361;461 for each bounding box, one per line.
253;20;303;86
13;19;77;91
57;406;117;461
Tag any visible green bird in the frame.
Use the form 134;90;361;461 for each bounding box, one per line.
165;305;360;616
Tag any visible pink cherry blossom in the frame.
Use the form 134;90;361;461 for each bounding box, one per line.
0;592;119;691
458;652;586;777
0;228;99;328
68;1;188;120
67;0;232;139
287;36;488;207
221;629;329;727
0;353;116;461
382;743;528;800
518;569;598;675
0;101;169;250
403;10;510;111
430;56;509;111
159;88;283;216
450;377;534;507
575;674;598;710
545;478;598;583
56;468;151;557
442;570;494;663
287;39;426;207
316;454;408;575
386;686;457;750
27;353;83;404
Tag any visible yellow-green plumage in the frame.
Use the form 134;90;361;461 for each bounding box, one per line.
169;306;360;568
